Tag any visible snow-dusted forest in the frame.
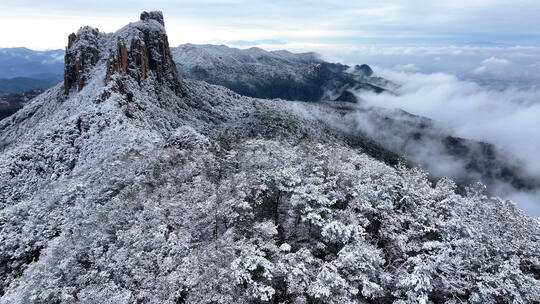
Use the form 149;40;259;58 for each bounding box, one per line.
0;11;538;304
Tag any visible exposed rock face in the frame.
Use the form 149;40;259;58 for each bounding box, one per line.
64;27;102;94
353;64;374;77
140;11;165;26
105;11;185;96
63;11;184;97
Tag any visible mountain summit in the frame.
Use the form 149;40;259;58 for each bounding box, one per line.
64;11;184;96
0;12;538;304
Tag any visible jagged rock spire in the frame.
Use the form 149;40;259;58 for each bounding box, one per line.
63;11;185;97
105;11;185;96
140;11;165;26
63;27;102;94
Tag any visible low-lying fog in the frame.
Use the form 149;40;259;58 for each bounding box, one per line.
354;66;540;216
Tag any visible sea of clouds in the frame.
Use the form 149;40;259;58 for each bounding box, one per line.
350;56;540;215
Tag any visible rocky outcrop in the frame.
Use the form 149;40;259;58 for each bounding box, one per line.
64;27;102;94
334;89;358;103
352;64;374;77
63;11;184;97
140;11;165;26
105;11;185;96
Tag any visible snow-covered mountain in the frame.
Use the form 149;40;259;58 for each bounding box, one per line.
0;12;538;304
172;44;393;102
170;44;540;200
1;44;529;200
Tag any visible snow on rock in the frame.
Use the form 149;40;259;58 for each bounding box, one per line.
171;43;390;102
63;26;106;94
140;11;165;26
64;11;184;97
105;11;185;96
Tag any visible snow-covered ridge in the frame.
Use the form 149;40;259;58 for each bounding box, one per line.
172;43;392;102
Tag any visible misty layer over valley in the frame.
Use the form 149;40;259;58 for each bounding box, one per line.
168;43;540;216
0;10;539;304
349;69;540;215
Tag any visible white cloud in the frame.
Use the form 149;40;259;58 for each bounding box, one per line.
473;56;513;76
354;68;540;214
472;66;487;74
393;63;419;72
482;56;510;65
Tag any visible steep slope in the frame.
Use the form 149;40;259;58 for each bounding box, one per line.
0;12;538;304
172;44;392;102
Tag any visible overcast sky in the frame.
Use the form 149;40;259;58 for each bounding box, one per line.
1;0;540;50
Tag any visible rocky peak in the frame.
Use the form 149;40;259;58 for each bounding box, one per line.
64;26;104;94
334;89;358;103
63;11;185;97
105;11;185;96
140;11;165;26
352;64;374;77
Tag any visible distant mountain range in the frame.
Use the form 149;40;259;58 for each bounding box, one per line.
0;45;394;101
0;47;64;94
173;44;394;102
0;75;62;94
